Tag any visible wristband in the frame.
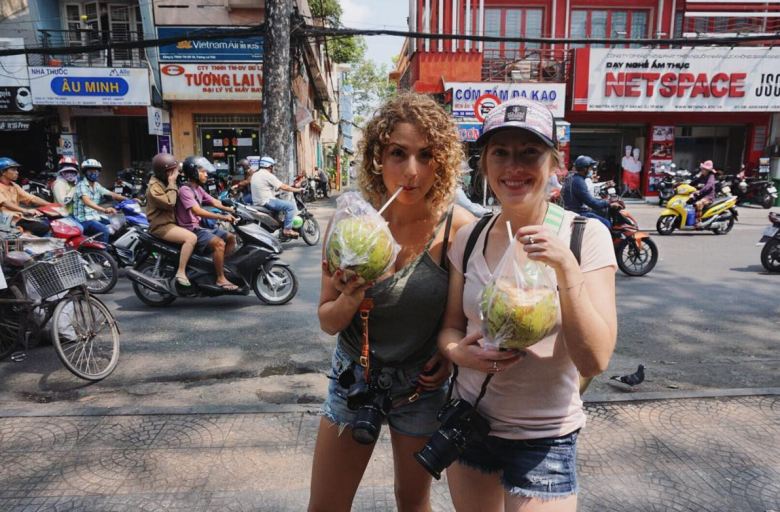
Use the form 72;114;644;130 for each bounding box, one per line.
557;281;584;292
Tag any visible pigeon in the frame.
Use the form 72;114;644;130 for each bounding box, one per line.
610;365;645;390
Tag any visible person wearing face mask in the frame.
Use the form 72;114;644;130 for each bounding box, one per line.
52;157;81;215
73;158;128;242
562;155;613;230
0;157;52;236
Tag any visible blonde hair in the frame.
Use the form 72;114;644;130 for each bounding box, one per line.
358;93;462;211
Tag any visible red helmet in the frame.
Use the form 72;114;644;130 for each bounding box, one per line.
58;156;80;170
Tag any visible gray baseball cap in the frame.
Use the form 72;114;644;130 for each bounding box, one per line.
476;97;557;149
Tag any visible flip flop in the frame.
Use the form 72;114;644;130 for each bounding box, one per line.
217;283;239;291
175;276;192;287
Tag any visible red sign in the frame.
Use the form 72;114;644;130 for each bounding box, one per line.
474;94;501;123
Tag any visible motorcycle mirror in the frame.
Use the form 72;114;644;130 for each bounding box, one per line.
222;198;234;207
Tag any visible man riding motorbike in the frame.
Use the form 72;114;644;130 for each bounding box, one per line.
562;155;615;230
315;165;329;198
249;156;303;238
73;158;128;242
52;156;81;215
230;158;254;204
0;157;52;236
177;156;239;291
690;160;716;228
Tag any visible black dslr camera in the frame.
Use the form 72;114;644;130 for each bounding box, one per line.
414;398;491;480
337;367;393;445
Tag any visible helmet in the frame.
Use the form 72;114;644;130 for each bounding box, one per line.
574;156;598;172
258;156;275;169
57;166;80;182
58;156;80;170
0;157;21;172
237;158;250;169
81;158;102;171
181;156;215;181
152;152;179;177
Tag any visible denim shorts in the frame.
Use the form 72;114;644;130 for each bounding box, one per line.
321;344;447;438
193;227;228;252
458;429;580;500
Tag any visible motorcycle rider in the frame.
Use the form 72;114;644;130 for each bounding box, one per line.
177;156;238;291
316;165;329;198
0;157;52;236
562;155;615;230
690;160;716;228
52;157;81;215
230;158;254;204
250;156;303;238
73;158;128;242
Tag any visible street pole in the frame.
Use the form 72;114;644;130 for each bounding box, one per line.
336;121;343;191
261;0;292;184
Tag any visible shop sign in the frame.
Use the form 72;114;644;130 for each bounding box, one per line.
442;81;566;118
457;123;482;142
573;48;780;112
0;87;33;113
147;107;171;136
58;134;77;158
0;120;31;131
157;27;263;62
28;67;150;106
160;63;263;101
157;135;171;155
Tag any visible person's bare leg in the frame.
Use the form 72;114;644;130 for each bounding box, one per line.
446;461;503;512
225;232;236;255
504;492;577;512
389;431;433;512
208;237;231;286
162;227;197;282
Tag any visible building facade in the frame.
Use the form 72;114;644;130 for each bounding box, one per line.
393;0;780;197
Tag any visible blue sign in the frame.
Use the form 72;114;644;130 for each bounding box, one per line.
157;27;264;62
51;77;129;96
457;123;482;142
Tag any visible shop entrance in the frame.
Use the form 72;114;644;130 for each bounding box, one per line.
674;126;746;174
197;123;260;177
570;126;646;198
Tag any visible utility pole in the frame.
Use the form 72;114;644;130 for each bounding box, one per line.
261;0;292;184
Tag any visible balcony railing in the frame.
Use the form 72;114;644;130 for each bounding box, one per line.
681;15;780;38
482;49;572;83
29;29;146;68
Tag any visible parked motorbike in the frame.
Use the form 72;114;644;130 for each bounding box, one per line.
37;203;119;293
758;211;780;272
729;170;778;209
99;199;149;268
656;184;738;235
657;165;691;206
114;168;150;207
20;170;55;203
126;200;298;306
714;172;732;200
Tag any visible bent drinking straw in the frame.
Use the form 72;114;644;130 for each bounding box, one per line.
378;186;404;215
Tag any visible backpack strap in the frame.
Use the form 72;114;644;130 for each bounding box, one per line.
570;215;588;265
461;212;494;274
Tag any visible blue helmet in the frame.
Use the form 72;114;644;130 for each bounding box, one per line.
574;155;598;172
258;156;275;169
0;157;21;172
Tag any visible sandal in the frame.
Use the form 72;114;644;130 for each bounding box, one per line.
175;276;191;287
217;283;239;291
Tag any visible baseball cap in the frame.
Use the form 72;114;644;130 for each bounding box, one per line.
476;97;557;149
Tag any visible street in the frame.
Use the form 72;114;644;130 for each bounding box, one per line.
0;196;778;407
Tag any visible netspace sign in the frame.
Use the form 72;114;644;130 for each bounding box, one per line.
572;47;780;112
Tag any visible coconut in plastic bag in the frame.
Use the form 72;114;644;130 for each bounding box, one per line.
479;222;559;350
325;191;401;283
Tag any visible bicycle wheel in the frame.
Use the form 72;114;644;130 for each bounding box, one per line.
51;292;120;381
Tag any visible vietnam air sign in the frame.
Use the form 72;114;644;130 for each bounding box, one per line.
29;67;150;106
157;27;264;62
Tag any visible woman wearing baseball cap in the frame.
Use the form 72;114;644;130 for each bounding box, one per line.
437;97;618;510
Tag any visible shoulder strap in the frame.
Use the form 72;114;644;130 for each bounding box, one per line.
570;216;588;265
462;212;494;274
439;208;455;269
183;183;202;207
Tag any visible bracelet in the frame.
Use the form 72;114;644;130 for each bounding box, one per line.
557;281;584;292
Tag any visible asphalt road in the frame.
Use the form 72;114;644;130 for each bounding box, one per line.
1;195;778;408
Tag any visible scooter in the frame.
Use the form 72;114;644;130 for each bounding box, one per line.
21;170;55;203
608;200;658;276
225;191;321;246
729;170;778;209
99;199;149;268
126;200;298;306
656;184;739;236
758;211;780;272
114;168;150;207
37;203;119;293
657;165;691;207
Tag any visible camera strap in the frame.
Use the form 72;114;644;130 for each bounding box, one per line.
359;298;374;382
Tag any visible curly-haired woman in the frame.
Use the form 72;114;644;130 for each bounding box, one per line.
308;93;475;512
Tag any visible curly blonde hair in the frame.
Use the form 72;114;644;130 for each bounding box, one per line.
358;93;463;211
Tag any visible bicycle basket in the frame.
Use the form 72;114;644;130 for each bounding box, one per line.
21;251;87;299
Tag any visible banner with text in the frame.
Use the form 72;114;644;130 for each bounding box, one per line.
157;27;263;62
572;48;780;112
160;63;263;101
442;82;566;118
29;67;150;106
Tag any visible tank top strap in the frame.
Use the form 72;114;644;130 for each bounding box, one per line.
423;207;454;253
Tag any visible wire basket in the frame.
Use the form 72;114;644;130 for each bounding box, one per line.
21;251;87;299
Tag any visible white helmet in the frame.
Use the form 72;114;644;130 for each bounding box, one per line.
258;156;275;169
81;158;102;171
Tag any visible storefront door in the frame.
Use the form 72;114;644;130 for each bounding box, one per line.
570;126;646;198
198;126;260;175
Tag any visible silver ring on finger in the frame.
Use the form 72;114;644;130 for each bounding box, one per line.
492;360;500;372
528;235;536;245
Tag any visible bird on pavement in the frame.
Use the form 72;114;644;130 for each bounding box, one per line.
610;365;645;391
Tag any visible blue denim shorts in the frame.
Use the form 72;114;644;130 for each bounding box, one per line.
458;429;580;500
321;344;447;438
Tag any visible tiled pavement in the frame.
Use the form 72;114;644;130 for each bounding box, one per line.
1;396;780;511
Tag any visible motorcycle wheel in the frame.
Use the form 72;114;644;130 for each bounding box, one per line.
761;193;774;209
82;248;119;294
304;188;315;203
252;264;298;305
132;260;177;306
616;238;658;277
712;216;735;235
761;238;780;272
300;217;320;246
656;215;677;235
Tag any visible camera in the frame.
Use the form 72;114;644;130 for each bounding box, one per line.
338;368;392;445
414;398;491;480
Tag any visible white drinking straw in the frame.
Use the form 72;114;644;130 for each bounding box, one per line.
378;186;404;215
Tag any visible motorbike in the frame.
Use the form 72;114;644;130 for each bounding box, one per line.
37;203;119;294
714;172;732;200
758;211;780;272
21;170;55;203
114;168;150;207
729;171;778;209
125;200;298;306
99;199;149;268
254;191;321;245
657;166;691;207
656;184;738;236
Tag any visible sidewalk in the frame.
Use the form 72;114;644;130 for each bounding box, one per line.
2;392;779;511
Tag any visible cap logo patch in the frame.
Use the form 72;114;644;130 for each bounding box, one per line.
505;105;527;123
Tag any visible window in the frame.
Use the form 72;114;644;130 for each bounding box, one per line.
570;9;649;48
483;7;544;58
60;2;145;66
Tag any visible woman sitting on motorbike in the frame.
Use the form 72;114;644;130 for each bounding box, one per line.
146;152;197;288
689;160;716;228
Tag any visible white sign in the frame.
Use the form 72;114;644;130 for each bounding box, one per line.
443;81;567;118
58;134;77;158
573;48;780;112
147;106;170;135
29;67;150;106
0;38;29;87
160;63;263;101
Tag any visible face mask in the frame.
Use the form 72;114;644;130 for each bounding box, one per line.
586;170;594;178
85;172;99;182
63;172;78;183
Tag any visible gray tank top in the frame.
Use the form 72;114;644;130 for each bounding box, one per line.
337;210;453;370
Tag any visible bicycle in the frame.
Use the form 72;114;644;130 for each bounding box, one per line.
0;248;120;381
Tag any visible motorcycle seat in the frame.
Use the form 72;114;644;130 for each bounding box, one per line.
3;250;32;267
708;196;733;208
250;205;274;215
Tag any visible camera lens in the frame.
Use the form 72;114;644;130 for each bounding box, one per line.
414;428;466;480
352;405;383;445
